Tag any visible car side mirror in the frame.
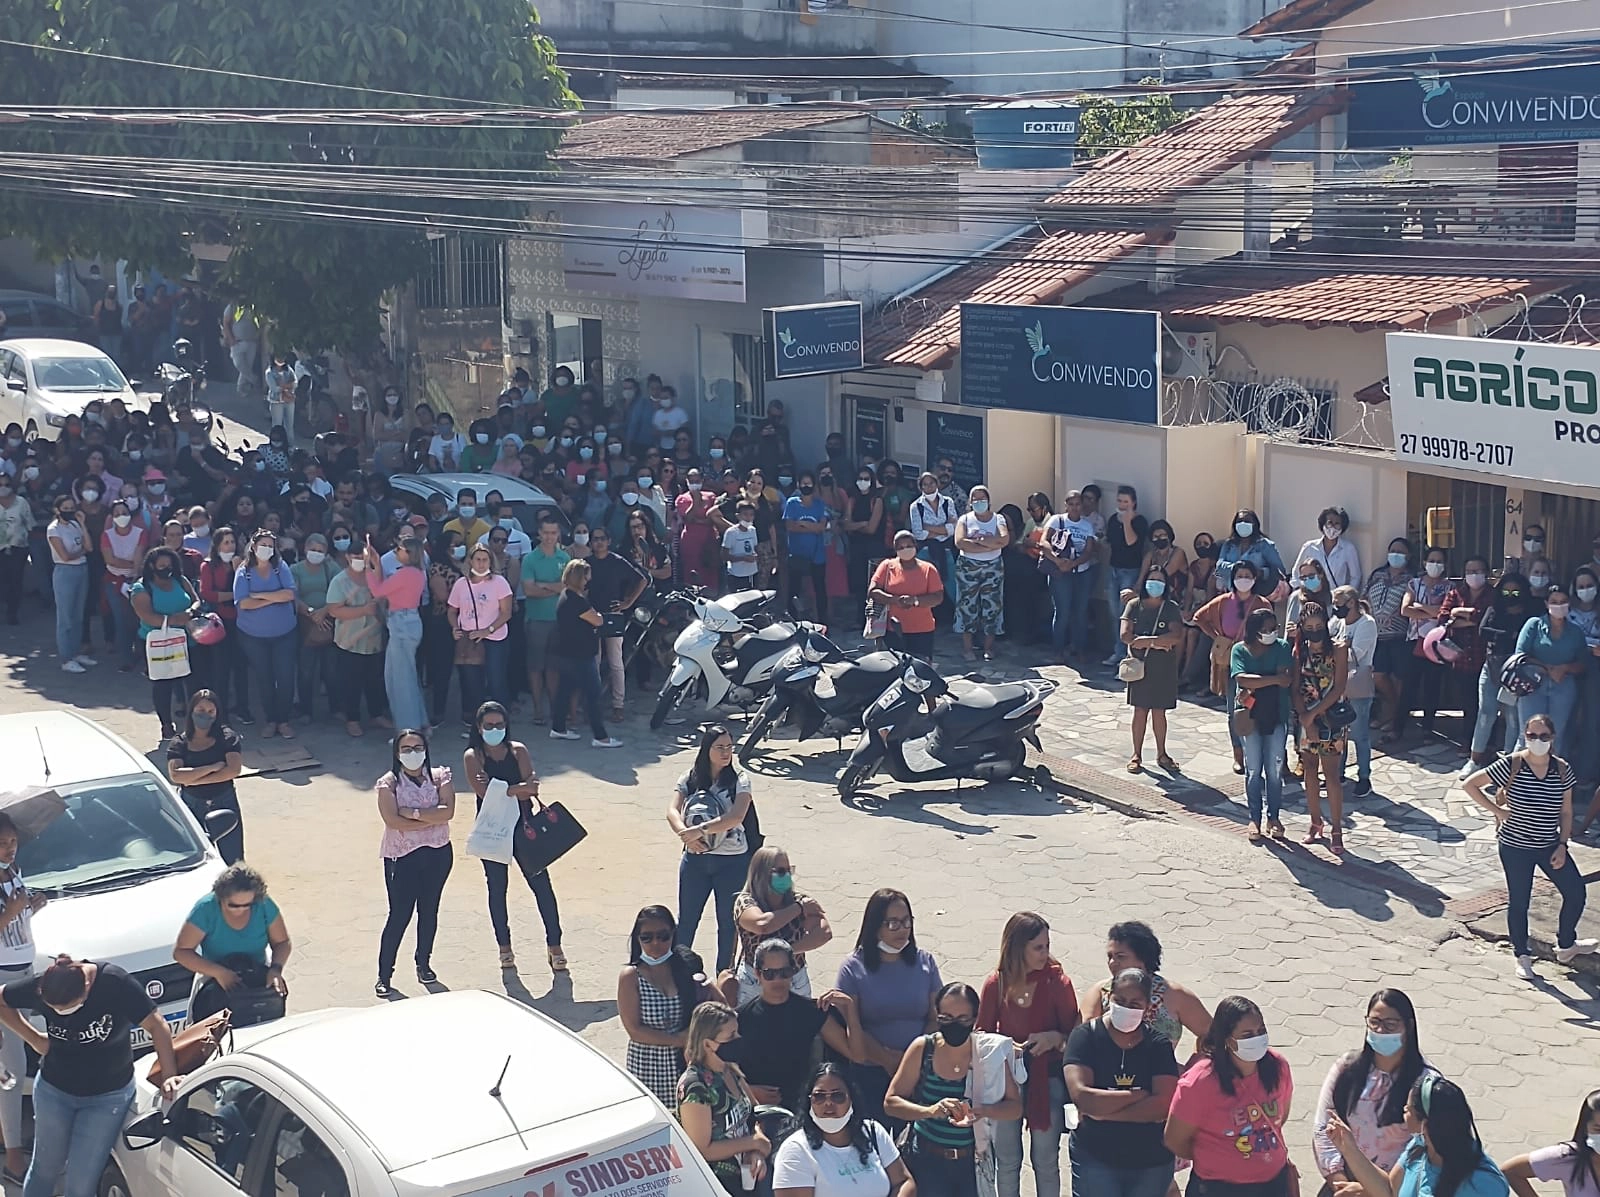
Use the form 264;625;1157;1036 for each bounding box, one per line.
5;379;24;393
122;1110;171;1150
204;808;240;845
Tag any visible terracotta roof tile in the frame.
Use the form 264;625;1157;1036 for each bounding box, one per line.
863;228;1166;370
1240;0;1374;39
1044;87;1343;209
556;110;862;161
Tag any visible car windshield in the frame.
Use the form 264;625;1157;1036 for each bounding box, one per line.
34;355;127;392
17;775;207;891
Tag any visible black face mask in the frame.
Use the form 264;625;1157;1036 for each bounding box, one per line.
155;566;174;579
799;484;815;495
712;1037;744;1066
938;1020;974;1048
1151;538;1171;549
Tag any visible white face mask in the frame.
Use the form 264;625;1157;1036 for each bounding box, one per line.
254;545;275;562
876;940;904;956
1466;573;1488;589
1107;1002;1145;1033
219;550;235;563
112;514;132;529
398;749;427;771
304;550;326;565
1424;561;1445;577
1527;737;1553;757
349;557;367;573
812;1109;853;1135
1257;631;1277;645
573;532;589;546
1586;1134;1600;1153
1234;521;1254;538
856;479;872;492
1322;524;1342;540
622;493;639;506
1579;587;1598;603
1232;1032;1270;1062
1233;576;1255;593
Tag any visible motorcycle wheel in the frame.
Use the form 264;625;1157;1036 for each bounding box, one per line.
1006;741;1030;778
650;680;691;730
838;761;873;798
740;704;775;760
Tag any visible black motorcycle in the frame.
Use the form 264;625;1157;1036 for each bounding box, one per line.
741;630;905;760
158;338;213;432
839;658;1055;798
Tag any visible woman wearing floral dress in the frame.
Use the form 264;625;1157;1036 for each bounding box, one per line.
1294;601;1350;852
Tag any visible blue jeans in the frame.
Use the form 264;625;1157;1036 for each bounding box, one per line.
25;1076;135;1197
103;575;137;664
1472;659;1518;756
1105;566;1140;662
677;850;749;972
552;653;607;740
1517;676;1580;757
1243;727;1285;824
1340;696;1374;785
1500;840;1587;957
51;563;87;661
238;627;299;725
1577;665;1600;782
919;539;957;607
1048;569;1093;655
907;1142;980;1197
990;1076;1066;1197
384;608;427;730
1069;1144;1174;1197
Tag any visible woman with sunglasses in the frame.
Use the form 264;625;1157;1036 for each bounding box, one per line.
173;863;292;1022
774;1063;914;1197
736;938;860;1110
374;729;456;997
1464;712;1595;980
1327;1076;1508;1197
885;981;1021;1197
620;905;713;1108
729;844;831;1005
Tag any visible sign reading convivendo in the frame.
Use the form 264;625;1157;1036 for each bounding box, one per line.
1384;331;1600;489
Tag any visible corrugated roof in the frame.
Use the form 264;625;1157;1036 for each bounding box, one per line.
1044;87;1343;209
555;110;864;161
864;228;1167;370
1240;0;1375;39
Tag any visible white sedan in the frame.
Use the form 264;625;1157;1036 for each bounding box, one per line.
107;989;727;1197
0;337;141;436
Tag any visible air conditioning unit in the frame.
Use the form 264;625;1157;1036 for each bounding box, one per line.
1161;329;1215;379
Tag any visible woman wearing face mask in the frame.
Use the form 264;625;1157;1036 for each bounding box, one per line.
1287;558;1334;634
324;537;390;736
289;532;337;723
464;700;567;972
1565;567;1600;790
621;905;714;1108
954;485;1010;662
1326;1077;1508;1197
1233;608;1294;842
775;1063;915;1197
678;1001;771;1197
1365;539;1416;732
99;499;147;669
627;509;674;591
197;528;251;722
1122;562;1185;773
165;689;245;864
447;544;515;713
458;418;497;473
977;913;1080;1197
74;475;113;655
1501;1089;1600;1197
1293;601;1350;851
728;845;830;1005
669;725;758;972
841;469;885;606
677;469;720;590
1181;533;1219;690
1527;548;1556;605
1313;989;1432;1191
1166;995;1296;1197
1064;967;1179;1197
425;529;467;726
1464;712;1594;979
1079;920;1212;1053
129;546;202;740
374;729;455;996
232;530;300;739
1389;547;1454;746
1512;587;1588;758
1332;586;1379;800
1294;506;1363;593
1196;560;1273;772
885;982;1022;1197
869;531;943;660
373;388;409;475
1467;572;1534;771
1430;555;1495;749
1215;509;1287;600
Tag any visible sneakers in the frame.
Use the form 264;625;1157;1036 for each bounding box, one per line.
1555;939;1599;964
548;729;580;741
1353;778;1373;798
1458;759;1480;779
72;654;96;667
61;660;86;674
592;737;624;748
1514;955;1537;980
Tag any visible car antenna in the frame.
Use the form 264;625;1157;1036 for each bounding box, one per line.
489;1054;511;1098
34;727;50;783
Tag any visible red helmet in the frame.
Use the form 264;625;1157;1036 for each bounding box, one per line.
1422;624;1462;665
188;613;226;646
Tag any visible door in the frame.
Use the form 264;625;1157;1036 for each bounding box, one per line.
147;1075;279;1197
263;1107;353;1197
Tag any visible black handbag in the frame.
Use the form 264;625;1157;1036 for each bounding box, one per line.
519;797;588;872
1324;700;1358;731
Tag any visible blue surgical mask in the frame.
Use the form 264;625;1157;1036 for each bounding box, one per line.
1303;576;1322;591
481;727;507;747
973;499;990;515
1387;552;1407;569
191;712;215;730
1144;579;1166;597
333;536;352;552
640;948;673;967
1366;1029;1404;1056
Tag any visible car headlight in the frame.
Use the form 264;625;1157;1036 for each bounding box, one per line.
44;413;67;428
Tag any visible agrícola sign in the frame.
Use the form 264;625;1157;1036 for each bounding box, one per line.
763;301;864;380
1348;44;1600;148
1384;331;1600;490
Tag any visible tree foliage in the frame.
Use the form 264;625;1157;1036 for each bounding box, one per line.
0;0;576;350
1074;81;1182;159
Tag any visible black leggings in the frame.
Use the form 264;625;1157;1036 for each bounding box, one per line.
337;646;387;722
482;828;563;948
1396;652;1446;736
153;676;189;734
181;783;243;865
379;844;453;978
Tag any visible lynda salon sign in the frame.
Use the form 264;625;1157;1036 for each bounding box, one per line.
762;301;864;380
1348;44;1600;148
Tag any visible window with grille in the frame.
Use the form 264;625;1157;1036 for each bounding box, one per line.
415;233;503;310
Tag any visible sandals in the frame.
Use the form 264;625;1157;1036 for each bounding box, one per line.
1157;754;1180;773
548;946;569;972
498;945;516;970
1330;831;1346;854
1303;821;1325;844
1267;819;1286;840
1127;757;1143;774
1247;822;1264;843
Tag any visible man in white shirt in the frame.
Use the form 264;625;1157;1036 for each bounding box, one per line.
1040;489;1099;663
1293;506;1362;591
477;499;532;560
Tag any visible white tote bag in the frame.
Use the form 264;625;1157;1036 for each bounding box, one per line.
466;778;519;865
145;618;192;681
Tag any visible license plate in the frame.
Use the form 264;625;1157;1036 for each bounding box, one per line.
131;1011;188;1051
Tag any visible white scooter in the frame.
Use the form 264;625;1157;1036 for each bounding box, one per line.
650;589;824;728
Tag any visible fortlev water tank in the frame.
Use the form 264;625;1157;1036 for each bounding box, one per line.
968;101;1081;169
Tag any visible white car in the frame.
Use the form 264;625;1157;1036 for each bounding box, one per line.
0;710;227;1048
0;336;141;437
109;990;729;1197
388;472;571;536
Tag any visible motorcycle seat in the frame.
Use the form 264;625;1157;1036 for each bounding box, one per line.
827;651;902;677
939;682;1039;735
749;624;795;642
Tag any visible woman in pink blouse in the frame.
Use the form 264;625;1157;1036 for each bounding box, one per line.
363;536;429;732
374;729;455;997
448;545;515;712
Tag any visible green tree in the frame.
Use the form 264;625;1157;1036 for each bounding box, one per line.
0;0;576;350
1074;80;1182;159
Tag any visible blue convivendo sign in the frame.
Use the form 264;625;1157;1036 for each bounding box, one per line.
1348;44;1600;148
958;304;1160;424
762;301;864;380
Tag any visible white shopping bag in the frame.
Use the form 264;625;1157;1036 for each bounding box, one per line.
466;778;518;865
146;619;192;681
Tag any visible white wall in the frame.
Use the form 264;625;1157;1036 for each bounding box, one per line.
1256;440;1411;577
614;87;740;110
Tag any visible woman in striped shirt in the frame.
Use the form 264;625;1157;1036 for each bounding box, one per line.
1464;712;1596;981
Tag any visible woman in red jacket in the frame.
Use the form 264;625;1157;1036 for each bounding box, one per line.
197;528;251;724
